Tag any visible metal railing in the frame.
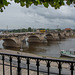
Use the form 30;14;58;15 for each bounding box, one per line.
0;52;75;75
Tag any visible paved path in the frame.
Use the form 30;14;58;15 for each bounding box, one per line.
0;49;75;75
0;56;75;75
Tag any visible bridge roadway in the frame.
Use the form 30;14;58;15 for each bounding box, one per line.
0;32;70;47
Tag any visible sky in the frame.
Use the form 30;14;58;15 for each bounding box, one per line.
0;1;75;29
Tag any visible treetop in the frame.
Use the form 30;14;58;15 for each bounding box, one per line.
0;0;75;12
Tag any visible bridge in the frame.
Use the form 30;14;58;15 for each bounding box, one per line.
0;32;72;47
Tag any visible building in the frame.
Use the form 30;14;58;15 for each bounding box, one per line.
64;28;72;32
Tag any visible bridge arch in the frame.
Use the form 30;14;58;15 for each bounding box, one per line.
3;39;19;47
27;35;40;43
45;33;53;41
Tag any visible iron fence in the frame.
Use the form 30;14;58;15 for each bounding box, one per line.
0;52;75;75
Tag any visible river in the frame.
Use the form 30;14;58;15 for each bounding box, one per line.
0;38;75;58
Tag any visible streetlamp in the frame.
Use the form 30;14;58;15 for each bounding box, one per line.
33;26;34;32
20;47;23;55
20;41;23;55
57;25;59;29
6;25;8;34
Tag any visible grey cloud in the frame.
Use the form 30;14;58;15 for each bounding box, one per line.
28;5;75;22
0;1;75;29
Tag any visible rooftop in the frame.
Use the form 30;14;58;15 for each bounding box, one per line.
64;28;72;30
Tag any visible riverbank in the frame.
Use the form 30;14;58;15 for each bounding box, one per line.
0;48;71;69
0;48;74;75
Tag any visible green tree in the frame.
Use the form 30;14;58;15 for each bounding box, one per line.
21;28;25;32
56;29;61;32
0;0;75;12
21;28;28;32
28;27;32;32
73;29;75;32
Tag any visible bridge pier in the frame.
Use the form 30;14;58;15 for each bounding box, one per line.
2;35;26;48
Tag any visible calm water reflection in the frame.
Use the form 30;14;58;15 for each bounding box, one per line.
0;38;75;58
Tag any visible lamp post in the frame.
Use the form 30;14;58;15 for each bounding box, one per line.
57;25;59;29
20;43;23;55
33;26;34;32
17;41;23;55
20;48;23;55
6;25;8;34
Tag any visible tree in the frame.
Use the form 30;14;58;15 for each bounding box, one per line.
28;27;32;32
56;29;62;32
0;0;75;12
21;28;26;32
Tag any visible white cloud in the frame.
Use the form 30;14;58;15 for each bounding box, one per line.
0;1;75;29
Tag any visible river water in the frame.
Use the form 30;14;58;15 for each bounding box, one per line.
0;38;75;58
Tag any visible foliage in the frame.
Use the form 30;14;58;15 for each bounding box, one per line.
56;29;61;31
28;27;32;32
8;27;33;33
9;28;28;33
21;28;28;32
73;29;75;32
0;0;10;12
0;0;75;12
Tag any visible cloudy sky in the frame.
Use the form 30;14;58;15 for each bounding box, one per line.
0;1;75;29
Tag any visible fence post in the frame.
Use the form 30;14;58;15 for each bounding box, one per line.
10;56;12;75
36;59;40;75
2;55;5;75
17;57;21;75
70;63;74;75
26;58;30;75
58;61;62;75
47;60;50;75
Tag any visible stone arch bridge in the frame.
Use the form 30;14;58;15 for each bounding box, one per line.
0;32;66;47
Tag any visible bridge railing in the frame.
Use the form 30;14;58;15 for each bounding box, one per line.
0;52;75;75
